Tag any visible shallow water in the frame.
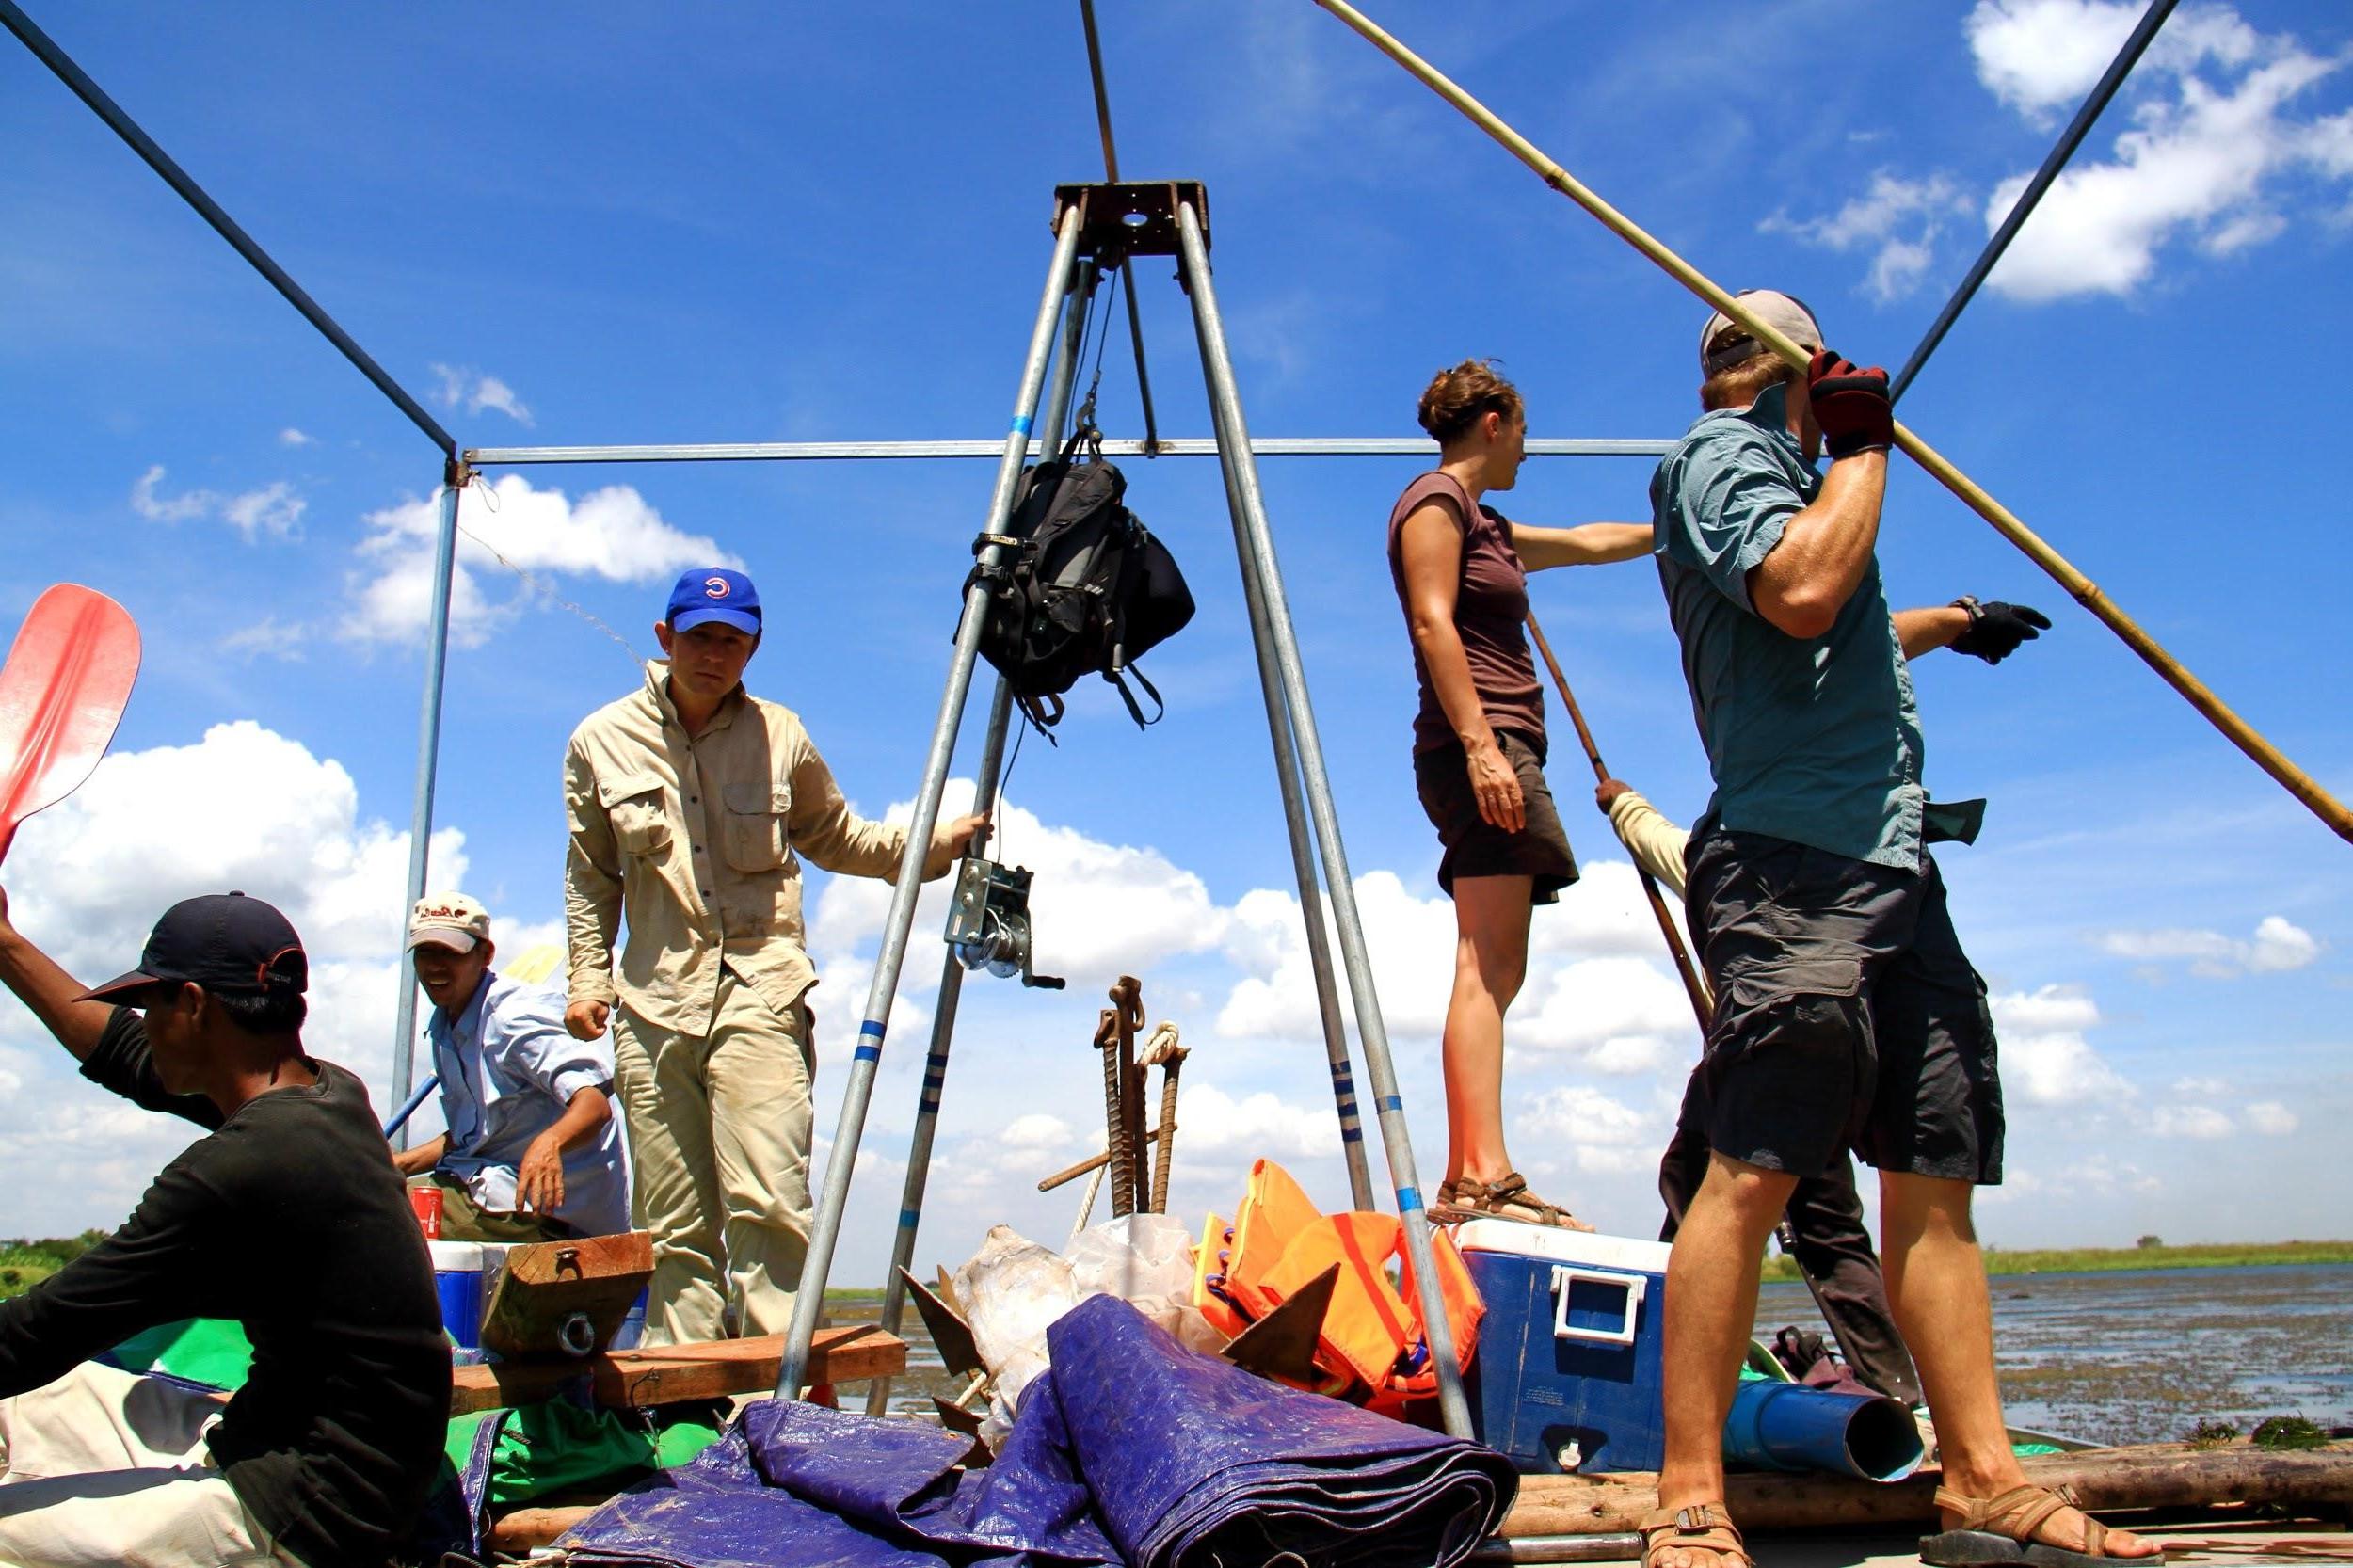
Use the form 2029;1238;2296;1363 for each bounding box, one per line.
839;1263;2353;1445
1756;1262;2353;1446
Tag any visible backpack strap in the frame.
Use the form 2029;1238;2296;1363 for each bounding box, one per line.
1108;662;1164;728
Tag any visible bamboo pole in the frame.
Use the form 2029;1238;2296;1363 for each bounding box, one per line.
1312;0;2353;847
1524;611;1712;1031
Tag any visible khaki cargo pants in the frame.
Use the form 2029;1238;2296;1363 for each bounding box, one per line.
613;968;815;1344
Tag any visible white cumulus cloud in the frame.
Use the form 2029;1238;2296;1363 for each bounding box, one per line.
1523;1083;1663;1174
344;474;742;648
429;362;536;426
278;427;316;447
2095;914;2320;977
1760;171;1973;301
1972;2;2353;300
130;466;305;541
1990;984;2132;1106
0;721;507;1237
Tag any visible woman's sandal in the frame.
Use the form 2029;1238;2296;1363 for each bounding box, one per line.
1919;1482;2164;1568
1640;1503;1753;1568
1432;1171;1596;1231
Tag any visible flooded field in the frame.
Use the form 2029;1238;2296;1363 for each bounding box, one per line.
840;1262;2353;1446
1758;1262;2353;1447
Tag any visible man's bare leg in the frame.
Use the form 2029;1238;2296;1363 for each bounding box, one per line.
1880;1172;2158;1559
1653;1151;1795;1567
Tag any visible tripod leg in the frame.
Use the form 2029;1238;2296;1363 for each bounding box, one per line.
777;206;1089;1400
863;258;1098;1416
1177;200;1469;1438
1210;453;1374;1211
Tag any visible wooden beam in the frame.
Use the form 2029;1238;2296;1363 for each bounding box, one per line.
1502;1442;2353;1538
449;1323;905;1416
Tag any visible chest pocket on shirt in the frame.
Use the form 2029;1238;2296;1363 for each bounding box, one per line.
599;773;672;857
722;781;792;872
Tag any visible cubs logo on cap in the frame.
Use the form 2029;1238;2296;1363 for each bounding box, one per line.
667;567;761;635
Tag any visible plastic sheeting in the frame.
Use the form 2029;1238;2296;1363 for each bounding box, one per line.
561;1294;1515;1568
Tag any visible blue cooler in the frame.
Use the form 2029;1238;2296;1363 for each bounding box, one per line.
429;1240;513;1352
1456;1221;1670;1474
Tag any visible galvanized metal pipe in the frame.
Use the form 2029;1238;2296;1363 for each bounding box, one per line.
389;479;463;1140
1176;200;1470;1438
1212;443;1374;1210
776;207;1088;1400
462;437;1672;465
864;262;1096;1415
0;1;456;458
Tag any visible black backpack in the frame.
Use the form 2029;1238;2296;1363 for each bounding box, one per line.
966;434;1194;730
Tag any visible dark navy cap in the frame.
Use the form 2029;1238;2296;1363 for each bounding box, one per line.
666;567;760;635
82;891;310;1003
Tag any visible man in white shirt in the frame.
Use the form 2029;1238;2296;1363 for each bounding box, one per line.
392;893;628;1240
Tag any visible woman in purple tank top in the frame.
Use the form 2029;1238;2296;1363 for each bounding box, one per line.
1387;360;1652;1229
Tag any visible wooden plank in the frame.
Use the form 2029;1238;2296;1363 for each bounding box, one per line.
1501;1441;2353;1538
448;1323;904;1416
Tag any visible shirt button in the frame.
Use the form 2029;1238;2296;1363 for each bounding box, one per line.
689;795;698;804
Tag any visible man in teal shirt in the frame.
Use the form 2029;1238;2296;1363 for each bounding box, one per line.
1637;293;2153;1568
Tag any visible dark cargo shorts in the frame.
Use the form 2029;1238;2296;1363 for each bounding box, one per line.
1679;826;2004;1185
1414;730;1578;904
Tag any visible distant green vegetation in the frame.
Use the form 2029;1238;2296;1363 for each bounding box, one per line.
0;1233;105;1301
1761;1239;2353;1284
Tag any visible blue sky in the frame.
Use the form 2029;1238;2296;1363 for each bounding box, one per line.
2;1;2347;1277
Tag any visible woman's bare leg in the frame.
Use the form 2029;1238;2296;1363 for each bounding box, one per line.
1442;873;1533;1184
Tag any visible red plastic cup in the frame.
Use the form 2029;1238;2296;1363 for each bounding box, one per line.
408;1183;443;1240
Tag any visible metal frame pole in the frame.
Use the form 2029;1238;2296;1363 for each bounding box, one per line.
389;471;466;1138
1211;455;1375;1210
1176;200;1469;1437
1890;0;2177;403
864;261;1097;1415
777;207;1088;1398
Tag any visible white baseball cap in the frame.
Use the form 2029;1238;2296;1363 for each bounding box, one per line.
407;891;491;953
1700;290;1823;376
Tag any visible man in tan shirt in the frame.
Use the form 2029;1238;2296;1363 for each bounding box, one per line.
565;567;982;1343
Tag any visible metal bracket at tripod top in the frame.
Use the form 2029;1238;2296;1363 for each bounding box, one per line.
1054;181;1208;261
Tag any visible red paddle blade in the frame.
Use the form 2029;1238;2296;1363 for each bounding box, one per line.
0;584;142;864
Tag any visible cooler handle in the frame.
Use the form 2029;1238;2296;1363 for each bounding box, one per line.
1550;1264;1647;1347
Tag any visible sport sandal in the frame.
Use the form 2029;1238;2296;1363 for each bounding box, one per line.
1640;1503;1752;1568
1434;1171;1596;1231
1920;1482;2163;1568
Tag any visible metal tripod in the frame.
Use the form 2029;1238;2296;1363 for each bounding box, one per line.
781;183;1468;1439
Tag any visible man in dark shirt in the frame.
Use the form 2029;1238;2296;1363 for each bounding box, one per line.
0;888;449;1567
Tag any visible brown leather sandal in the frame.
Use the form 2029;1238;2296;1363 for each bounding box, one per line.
1435;1171;1595;1231
1640;1502;1752;1568
1919;1481;2163;1567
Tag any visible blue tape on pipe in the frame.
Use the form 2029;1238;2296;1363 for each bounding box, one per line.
1379;1095;1403;1113
1397;1186;1425;1212
853;1044;883;1064
859;1020;887;1039
1341;1127;1365;1144
1011;413;1032;435
899;1208;921;1230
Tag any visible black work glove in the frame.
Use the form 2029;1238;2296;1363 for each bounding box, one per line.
1806;348;1894;460
1950;597;2051;664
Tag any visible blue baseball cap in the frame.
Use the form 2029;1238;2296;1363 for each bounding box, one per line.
666;567;760;635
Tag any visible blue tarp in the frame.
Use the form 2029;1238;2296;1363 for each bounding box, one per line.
561;1293;1516;1568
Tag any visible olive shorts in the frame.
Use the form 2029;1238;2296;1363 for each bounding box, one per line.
1413;731;1578;904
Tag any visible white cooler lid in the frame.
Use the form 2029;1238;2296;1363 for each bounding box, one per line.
1450;1219;1671;1273
427;1239;484;1271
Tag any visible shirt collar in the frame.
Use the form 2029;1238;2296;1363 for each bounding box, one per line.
1729;381;1807;457
646;659;744;734
432;968;497;1045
